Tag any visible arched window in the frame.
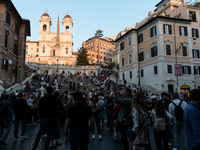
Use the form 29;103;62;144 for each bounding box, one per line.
43;24;47;31
66;26;69;32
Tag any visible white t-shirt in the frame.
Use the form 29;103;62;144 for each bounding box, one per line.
27;99;33;106
151;109;172;126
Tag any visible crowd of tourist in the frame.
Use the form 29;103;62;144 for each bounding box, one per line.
0;68;200;150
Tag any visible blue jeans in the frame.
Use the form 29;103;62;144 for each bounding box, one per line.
174;119;185;149
69;132;89;150
32;118;55;150
14;113;27;139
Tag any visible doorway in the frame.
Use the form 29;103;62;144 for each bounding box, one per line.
168;85;174;94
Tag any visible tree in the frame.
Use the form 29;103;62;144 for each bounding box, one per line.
95;30;103;63
108;62;115;68
76;47;89;66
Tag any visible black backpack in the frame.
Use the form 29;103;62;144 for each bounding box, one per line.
172;101;183;122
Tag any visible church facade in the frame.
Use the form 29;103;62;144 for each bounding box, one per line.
26;11;77;65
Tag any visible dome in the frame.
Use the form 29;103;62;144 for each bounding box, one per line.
64;13;72;19
41;11;50;17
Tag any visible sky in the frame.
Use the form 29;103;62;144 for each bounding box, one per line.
11;0;174;52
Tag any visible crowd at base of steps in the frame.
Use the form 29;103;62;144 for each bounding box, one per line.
0;69;200;150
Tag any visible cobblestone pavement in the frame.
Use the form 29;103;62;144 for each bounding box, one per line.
1;121;186;150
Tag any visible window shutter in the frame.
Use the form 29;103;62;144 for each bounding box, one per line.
194;66;196;75
192;49;194;58
155;26;157;35
169;25;172;34
197;50;200;58
163;25;166;34
5;60;8;71
192;28;194;37
182;66;184;74
188;66;191;74
196;29;199;38
151;47;153;57
199;66;200;75
156;46;157;56
150;28;153;37
179;26;181;35
185;27;188;36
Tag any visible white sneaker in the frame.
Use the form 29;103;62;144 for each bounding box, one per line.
173;148;178;150
92;134;95;139
98;135;102;140
21;136;27;140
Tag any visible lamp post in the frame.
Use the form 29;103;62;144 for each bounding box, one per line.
57;59;59;72
19;66;22;83
38;58;40;70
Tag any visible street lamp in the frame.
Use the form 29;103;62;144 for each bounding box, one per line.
19;66;22;83
38;58;40;70
57;59;59;72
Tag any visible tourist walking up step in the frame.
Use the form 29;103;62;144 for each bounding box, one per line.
32;87;61;150
169;93;188;150
0;94;12;147
13;92;28;141
184;89;200;150
65;91;94;150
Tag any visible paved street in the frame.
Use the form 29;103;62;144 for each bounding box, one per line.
1;121;186;150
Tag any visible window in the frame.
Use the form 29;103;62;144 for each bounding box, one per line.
167;65;172;73
139;52;144;62
43;24;47;31
122;73;125;80
92;54;94;57
163;24;172;34
129;54;132;64
4;33;8;48
14;44;18;56
122;57;124;66
189;11;196;22
6;11;11;25
192;28;199;38
66;26;69;32
120;42;124;51
150;26;157;37
194;66;200;75
37;48;39;52
2;59;8;71
129;37;131;46
154;66;158;74
66;50;68;54
141;69;144;77
179;26;188;36
151;46;157;57
166;45;171;55
37;43;39;47
43;50;45;53
145;52;150;59
182;46;187;56
130;71;132;79
138;34;143;44
15;23;19;35
13;65;17;75
192;49;199;58
182;66;191;74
